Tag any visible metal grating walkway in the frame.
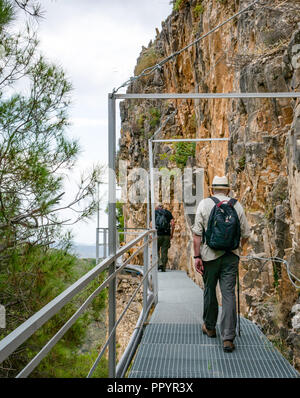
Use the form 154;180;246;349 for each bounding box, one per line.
128;270;299;378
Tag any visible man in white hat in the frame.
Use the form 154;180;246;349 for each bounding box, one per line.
192;175;250;353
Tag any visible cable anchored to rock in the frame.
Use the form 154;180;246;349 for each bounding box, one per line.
240;255;300;289
112;0;261;94
150;109;177;141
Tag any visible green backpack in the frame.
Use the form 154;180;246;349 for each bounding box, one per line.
155;210;170;234
204;197;241;251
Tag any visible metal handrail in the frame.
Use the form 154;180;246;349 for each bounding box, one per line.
87;253;157;377
116;292;153;378
96;227;149;262
0;229;158;378
97;227;149;230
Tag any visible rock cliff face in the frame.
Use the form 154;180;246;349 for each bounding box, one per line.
118;0;300;370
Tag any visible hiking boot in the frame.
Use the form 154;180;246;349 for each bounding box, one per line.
223;340;235;353
202;323;216;338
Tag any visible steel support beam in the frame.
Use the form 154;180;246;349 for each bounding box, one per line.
96;228;99;265
148;139;158;303
104;228;107;258
148;140;155;232
108;93;117;377
152;138;229;143
146;172;150;230
143;235;149;318
96;182;100;264
115;92;300;100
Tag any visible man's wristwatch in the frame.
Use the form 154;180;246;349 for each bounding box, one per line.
193;255;202;259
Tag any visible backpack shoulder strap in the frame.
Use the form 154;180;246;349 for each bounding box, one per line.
210;196;220;205
228;198;237;207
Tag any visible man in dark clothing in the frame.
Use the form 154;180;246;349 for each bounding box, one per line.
155;204;175;272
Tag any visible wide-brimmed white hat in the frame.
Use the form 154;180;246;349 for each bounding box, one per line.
211;175;230;189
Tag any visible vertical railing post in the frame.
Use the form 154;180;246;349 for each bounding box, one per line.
147;170;152;292
104;228;107;258
108;93;117;378
152;231;158;303
148;139;155;231
143;235;149;320
148;139;158;304
146;169;150;230
96;228;99;265
96;182;100;264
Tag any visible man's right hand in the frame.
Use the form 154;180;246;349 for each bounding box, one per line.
194;258;204;275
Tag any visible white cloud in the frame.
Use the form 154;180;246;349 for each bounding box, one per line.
71;117;107;128
34;0;172;244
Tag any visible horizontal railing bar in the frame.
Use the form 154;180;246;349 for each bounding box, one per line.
112;242;149;276
17;275;115;378
118;231;150;235
0;229;155;364
122;228;149;230
116;293;154;378
0;259;111;364
152;138;229;142
103;230;152;259
116;264;143;274
97;227;149;231
120;227;149;230
114;92;300;100
87;259;158;378
14;234;156;377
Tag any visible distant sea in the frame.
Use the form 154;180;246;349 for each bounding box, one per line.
71;243;105;259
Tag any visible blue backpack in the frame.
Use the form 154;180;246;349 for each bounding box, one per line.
204;197;241;251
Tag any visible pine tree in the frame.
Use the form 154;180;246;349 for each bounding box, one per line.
0;0;103;261
0;1;107;377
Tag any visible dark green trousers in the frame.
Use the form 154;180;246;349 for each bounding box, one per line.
157;235;171;271
202;252;239;341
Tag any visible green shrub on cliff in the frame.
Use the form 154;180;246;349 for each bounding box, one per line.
173;141;196;169
193;2;204;17
174;0;182;11
173;0;188;12
149;107;161;129
116;201;125;243
134;47;159;76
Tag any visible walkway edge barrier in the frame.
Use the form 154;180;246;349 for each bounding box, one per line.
116;292;154;378
0;229;157;378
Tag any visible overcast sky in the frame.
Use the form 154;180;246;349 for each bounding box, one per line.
34;0;172;245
